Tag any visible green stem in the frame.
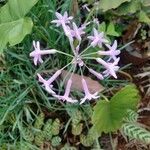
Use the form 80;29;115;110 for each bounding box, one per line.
81;52;98;57
109;133;115;150
119;40;135;51
79;45;92;56
82;57;97;60
56;50;74;58
100;94;109;102
85;6;96;23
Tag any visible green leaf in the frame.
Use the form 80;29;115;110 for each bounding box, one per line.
99;22;122;38
0;0;38;23
139;10;150;24
121;123;150;144
0;0;38;53
116;0;141;15
99;22;106;32
0;18;33;53
124;109;138;123
106;22;120;37
99;0;131;12
142;0;150;7
91;85;140;134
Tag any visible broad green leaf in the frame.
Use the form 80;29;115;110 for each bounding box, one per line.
99;22;120;39
0;0;38;53
91;85;140;134
99;22;106;32
116;0;141;15
106;22;120;37
99;0;131;12
0;18;33;50
0;0;38;23
98;22;111;43
139;10;150;24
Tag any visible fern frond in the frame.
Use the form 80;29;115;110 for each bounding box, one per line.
1;144;7;150
51;118;61;136
72;110;82;125
72;123;83;135
34;112;45;129
51;136;62;147
43;119;53;140
124;109;138;123
80;133;94;147
121;123;150;144
22;128;34;142
60;144;77;150
34;131;44;146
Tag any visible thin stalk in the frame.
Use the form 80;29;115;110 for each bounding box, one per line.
79;45;92;56
58;64;74;95
85;6;96;23
69;39;77;56
81;52;98;57
109;133;116;150
119;40;135;51
62;23;77;56
61;60;74;70
82;57;97;60
56;50;74;58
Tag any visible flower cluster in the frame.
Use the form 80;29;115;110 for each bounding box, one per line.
30;12;120;104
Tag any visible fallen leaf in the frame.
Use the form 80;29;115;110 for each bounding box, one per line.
61;70;105;94
144;41;150;57
123;20;141;42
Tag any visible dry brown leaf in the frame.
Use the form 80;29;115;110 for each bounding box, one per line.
143;41;150;57
61;70;105;94
123;21;141;42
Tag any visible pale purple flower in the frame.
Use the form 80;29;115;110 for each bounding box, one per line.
96;58;120;79
98;40;120;60
48;69;62;83
30;41;57;65
103;58;120;78
32;12;121;105
54;79;78;103
88;28;108;48
93;18;99;26
51;12;73;40
37;73;55;94
71;22;85;42
80;78;99;104
62;25;74;41
37;70;62;94
51;12;73;27
82;22;90;27
88;68;104;80
82;4;90;12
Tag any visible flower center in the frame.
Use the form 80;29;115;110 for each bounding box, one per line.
73;55;84;67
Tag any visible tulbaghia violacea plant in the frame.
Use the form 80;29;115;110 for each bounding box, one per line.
30;12;121;104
